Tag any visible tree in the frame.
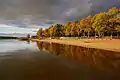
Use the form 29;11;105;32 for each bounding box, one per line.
84;16;93;38
115;25;120;38
26;34;30;39
113;17;120;38
35;7;120;40
108;17;117;39
80;18;86;37
76;22;81;37
107;7;120;39
49;26;55;37
64;22;72;37
37;28;43;39
44;29;49;37
108;7;120;15
114;14;120;37
54;24;64;37
92;12;110;39
71;22;78;36
59;24;65;36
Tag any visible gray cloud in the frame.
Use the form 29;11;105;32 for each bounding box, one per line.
0;0;67;24
61;0;92;21
61;0;120;22
0;0;119;26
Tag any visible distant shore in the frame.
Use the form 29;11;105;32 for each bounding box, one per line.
31;38;120;52
0;36;17;39
0;36;29;40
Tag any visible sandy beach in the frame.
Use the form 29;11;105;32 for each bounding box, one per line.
31;39;120;52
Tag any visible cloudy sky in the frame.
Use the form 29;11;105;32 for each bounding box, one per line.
0;0;120;34
0;0;119;24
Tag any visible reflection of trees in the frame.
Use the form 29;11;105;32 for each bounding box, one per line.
36;42;43;51
36;41;120;72
27;40;30;44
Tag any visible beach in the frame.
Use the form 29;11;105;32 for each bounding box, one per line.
31;39;120;52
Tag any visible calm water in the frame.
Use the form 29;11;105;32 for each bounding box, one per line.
0;33;26;37
0;39;120;80
0;33;36;38
0;39;37;53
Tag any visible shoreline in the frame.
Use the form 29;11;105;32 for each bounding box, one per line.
0;36;17;39
31;39;120;52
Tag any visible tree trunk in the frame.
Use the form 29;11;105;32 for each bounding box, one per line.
98;33;101;39
78;32;80;37
69;33;71;37
83;32;85;38
95;32;96;39
117;31;119;39
110;32;113;40
88;32;90;38
102;33;104;39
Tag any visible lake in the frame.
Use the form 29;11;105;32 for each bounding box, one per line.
0;39;120;80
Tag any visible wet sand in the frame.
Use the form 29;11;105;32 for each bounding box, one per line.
31;39;120;52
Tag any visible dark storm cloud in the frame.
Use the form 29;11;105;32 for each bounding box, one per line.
61;0;120;22
0;0;67;24
0;0;120;26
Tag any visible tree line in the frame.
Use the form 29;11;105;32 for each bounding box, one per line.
37;7;120;39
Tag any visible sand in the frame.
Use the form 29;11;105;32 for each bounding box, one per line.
31;39;120;52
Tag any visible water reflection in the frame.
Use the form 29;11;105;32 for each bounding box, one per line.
27;40;30;44
37;41;120;73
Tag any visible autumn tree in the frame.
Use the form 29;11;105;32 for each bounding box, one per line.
80;18;86;37
71;21;79;36
26;34;30;39
108;15;120;39
92;12;111;39
54;24;64;37
114;14;120;38
115;25;120;38
110;16;120;38
36;7;120;39
64;22;72;37
49;26;55;37
44;29;49;37
76;22;81;37
108;7;120;15
107;7;120;39
83;16;93;38
37;28;43;39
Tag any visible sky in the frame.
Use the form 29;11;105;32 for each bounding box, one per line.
0;0;120;33
0;24;38;35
